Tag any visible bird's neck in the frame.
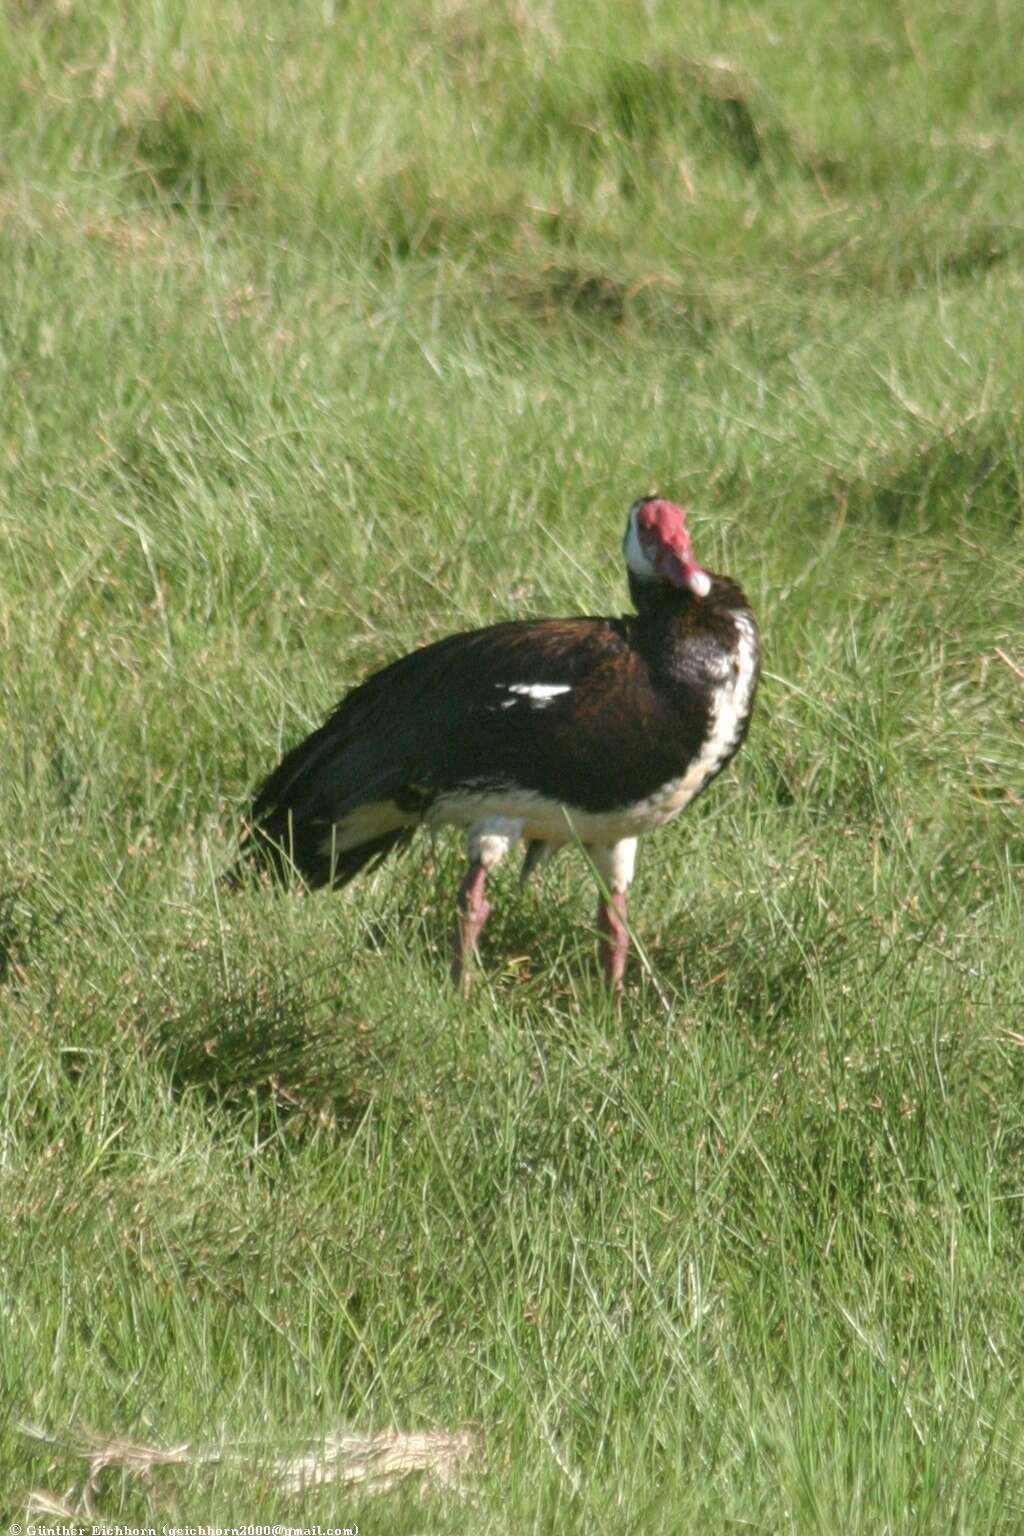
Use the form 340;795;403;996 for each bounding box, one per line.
627;570;750;624
627;572;756;687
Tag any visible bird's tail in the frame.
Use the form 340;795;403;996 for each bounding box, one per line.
225;816;414;892
226;728;416;892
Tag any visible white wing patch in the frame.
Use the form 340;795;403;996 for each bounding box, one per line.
495;682;572;710
508;683;571;701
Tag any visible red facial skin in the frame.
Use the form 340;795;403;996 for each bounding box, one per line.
636;499;709;593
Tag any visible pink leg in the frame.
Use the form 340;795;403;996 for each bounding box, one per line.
597;889;630;991
451;860;491;991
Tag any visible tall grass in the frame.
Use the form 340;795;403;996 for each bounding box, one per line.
2;1;1023;1528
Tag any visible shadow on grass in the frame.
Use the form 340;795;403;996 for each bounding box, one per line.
509;52;802;182
823;415;1023;533
499;263;718;349
642;874;902;1042
116;84;253;213
0;881;39;988
154;952;407;1134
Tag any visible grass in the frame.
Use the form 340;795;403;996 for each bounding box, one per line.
2;0;1023;1527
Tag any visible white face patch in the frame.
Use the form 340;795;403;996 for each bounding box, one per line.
494;682;572;710
623;509;657;581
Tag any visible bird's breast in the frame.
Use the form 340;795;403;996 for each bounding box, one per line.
632;607;760;822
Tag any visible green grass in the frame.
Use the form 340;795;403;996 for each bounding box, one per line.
2;0;1023;1528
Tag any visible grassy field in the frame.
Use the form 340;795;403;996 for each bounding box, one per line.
2;0;1023;1527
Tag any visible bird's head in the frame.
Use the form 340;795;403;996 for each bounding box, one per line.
623;497;711;598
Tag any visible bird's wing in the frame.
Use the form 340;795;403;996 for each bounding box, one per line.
248;616;651;828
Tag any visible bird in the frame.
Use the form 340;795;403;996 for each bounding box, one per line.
235;497;760;991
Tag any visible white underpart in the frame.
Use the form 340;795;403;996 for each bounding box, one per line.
463;817;638;897
319;799;408;858
495;682;572;710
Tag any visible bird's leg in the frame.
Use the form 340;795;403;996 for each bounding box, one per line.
450;823;518;994
591;839;638;993
596;889;630;991
451;860;491;992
